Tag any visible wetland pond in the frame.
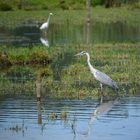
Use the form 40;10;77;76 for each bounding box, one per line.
0;21;140;46
0;20;140;140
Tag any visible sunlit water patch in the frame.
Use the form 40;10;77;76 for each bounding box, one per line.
0;96;140;140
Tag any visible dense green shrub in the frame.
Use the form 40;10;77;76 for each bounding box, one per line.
0;52;11;66
0;3;12;11
131;1;140;9
0;0;140;10
91;0;104;6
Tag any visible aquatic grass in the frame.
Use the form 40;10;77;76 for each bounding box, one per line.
28;47;51;64
0;43;139;98
0;45;52;65
48;43;140;98
0;53;11;66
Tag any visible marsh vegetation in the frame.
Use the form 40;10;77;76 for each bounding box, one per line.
0;43;139;98
0;6;140;98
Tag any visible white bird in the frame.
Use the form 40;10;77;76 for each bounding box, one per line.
40;13;53;30
40;37;49;47
75;51;118;93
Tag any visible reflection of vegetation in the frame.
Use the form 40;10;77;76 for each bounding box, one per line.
0;65;53;95
0;43;139;98
49;112;58;120
6;66;34;83
5;120;27;134
47;111;68;121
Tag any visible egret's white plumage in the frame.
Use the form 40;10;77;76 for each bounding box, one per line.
40;13;53;30
75;51;118;92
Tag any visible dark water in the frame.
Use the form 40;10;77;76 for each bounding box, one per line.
0;96;140;140
0;21;140;46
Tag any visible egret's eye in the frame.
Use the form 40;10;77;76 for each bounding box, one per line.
81;51;86;54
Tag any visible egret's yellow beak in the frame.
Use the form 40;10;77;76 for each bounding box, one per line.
74;52;82;56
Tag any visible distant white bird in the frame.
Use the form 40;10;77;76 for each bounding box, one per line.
40;37;49;47
75;51;119;93
40;13;53;30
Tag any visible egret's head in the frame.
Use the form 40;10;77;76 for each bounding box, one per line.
75;51;87;56
50;13;53;16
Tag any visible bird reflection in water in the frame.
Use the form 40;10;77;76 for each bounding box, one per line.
80;96;119;137
40;37;49;47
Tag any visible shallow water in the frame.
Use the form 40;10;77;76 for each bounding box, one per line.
0;21;140;46
0;96;140;140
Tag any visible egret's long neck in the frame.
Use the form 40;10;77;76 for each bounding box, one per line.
85;53;96;74
47;14;51;23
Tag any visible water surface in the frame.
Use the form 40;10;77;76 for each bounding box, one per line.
0;21;140;46
0;96;140;140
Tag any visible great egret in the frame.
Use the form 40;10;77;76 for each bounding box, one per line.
75;51;118;93
40;13;53;30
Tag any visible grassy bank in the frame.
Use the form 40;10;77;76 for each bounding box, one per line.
0;6;140;27
0;43;139;98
